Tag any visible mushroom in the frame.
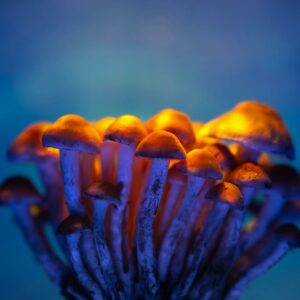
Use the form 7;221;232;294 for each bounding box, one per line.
146;108;196;149
56;215;104;299
135;130;186;297
158;148;222;282
173;182;243;299
84;181;123;299
0;176;70;287
104;115;147;289
241;164;299;251
42;114;101;216
224;224;300;300
7;122;65;226
198;101;295;162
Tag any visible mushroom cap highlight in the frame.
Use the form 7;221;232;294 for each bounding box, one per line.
42;114;101;154
205;182;243;207
146;108;196;148
228;162;271;189
84;181;120;203
177;148;223;180
135;130;186;160
8;122;59;162
198;101;295;159
56;215;90;235
0;176;41;206
276;224;300;248
93;117;116;140
104;115;147;146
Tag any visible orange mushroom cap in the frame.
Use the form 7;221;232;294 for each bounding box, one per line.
104;115;147;146
198;101;295;159
8;122;59;162
136;130;186;160
146;108;196;148
176;148;223;179
93;117;116;140
42;114;101;154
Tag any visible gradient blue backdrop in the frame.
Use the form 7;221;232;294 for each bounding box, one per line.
0;1;299;299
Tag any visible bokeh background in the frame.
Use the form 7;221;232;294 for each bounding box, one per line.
0;0;300;299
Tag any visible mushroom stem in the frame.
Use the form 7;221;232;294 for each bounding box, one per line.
80;229;108;297
158;177;205;282
60;149;85;216
173;200;230;299
65;232;104;300
194;206;244;300
136;158;169;297
224;240;292;300
235;145;260;163
110;144;134;292
100;141;116;182
157;184;183;242
38;160;65;226
12;203;69;285
241;192;285;252
93;199;123;299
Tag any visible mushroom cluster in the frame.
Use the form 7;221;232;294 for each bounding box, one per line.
1;101;300;300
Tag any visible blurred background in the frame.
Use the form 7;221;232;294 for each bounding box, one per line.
0;0;299;299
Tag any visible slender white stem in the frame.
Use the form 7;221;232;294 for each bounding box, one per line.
93;200;123;300
136;158;169;297
66;233;104;300
158;176;205;282
13;203;69;285
60;149;85;215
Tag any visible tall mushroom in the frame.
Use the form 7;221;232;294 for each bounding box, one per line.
158;148;223;282
135;130;186;297
42;114;101;216
103;115;147;289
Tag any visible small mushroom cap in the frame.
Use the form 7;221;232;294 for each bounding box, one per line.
276;224;300;247
135;130;186;160
204;143;236;169
56;215;90;235
93;117;116;140
0;176;41;206
84;181;120;203
176;148;223;179
104;115;147;146
205;182;243;207
146;109;196;148
228;162;271;189
198;101;295;159
8;122;59;162
42;114;101;154
268;164;299;196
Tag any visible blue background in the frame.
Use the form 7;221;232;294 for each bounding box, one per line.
0;1;299;299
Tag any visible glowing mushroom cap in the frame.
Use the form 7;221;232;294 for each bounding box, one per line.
146;109;196;148
228;162;271;189
42;114;101;154
0;176;41;206
135;130;186;160
93;117;116;140
104;115;147;146
204;143;236;169
198;101;295;159
276;224;300;247
176;148;223;179
56;215;90;235
8;122;58;162
84;181;120;204
205;182;243;207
